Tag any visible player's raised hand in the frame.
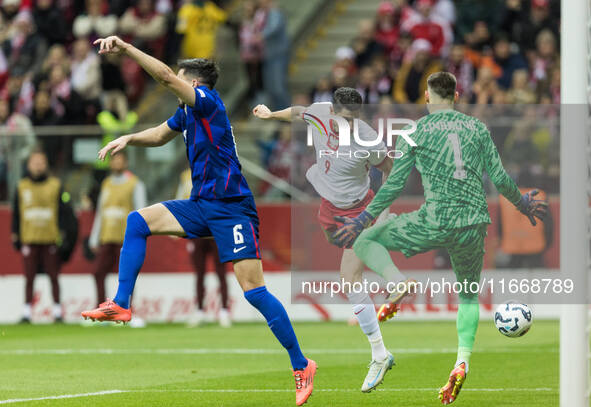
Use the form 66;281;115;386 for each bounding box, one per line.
518;189;548;226
332;211;375;248
93;36;128;55
253;104;272;119
98;136;130;161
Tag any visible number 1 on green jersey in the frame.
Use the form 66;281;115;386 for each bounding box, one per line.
447;133;467;180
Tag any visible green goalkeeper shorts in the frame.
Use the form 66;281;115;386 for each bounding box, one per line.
355;210;488;291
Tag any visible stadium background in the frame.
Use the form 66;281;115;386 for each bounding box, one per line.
1;0;562;323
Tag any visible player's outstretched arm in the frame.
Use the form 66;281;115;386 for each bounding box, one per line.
94;36;195;107
98;122;177;161
364;136;415;219
252;104;305;122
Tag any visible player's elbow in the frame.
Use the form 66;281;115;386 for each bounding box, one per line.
154;133;170;146
157;67;176;86
153;124;174;146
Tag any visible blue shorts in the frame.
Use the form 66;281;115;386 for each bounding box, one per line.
162;196;261;263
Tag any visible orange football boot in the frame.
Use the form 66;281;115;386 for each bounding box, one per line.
377;279;417;322
438;362;467;405
81;299;131;323
294;358;317;406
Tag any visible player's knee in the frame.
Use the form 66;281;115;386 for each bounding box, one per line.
352;239;363;256
125;211;151;238
234;259;264;291
241;280;263;292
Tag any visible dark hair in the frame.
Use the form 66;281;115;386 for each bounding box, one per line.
178;58;219;89
333;87;363;111
427;72;457;100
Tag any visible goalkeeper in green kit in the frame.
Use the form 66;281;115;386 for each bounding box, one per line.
332;72;548;404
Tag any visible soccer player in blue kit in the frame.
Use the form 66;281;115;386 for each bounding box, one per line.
81;36;317;405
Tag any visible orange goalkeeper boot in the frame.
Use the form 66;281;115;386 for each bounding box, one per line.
377;279;417;322
294;358;317;406
438;362;467;404
81;299;131;323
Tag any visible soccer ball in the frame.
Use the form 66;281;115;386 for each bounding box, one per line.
494;302;533;338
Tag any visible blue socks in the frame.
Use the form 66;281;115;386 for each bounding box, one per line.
244;286;308;370
113;211;151;309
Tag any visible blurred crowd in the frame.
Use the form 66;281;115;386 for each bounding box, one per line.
0;0;562;202
0;0;175;198
236;0;289;110
259;0;560;199
0;0;179;127
310;0;560;106
0;0;292;200
0;0;290;128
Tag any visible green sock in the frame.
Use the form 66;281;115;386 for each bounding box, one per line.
353;236;406;283
456;302;479;372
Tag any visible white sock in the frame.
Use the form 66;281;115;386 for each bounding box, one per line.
455;347;471;373
23;303;31;319
348;292;388;361
53;304;62;318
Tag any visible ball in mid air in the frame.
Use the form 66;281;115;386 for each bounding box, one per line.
494;302;533;338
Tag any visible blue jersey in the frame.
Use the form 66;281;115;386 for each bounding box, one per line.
167;86;252;200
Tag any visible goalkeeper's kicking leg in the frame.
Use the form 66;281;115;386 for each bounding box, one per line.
342;212;428;391
352;215;419;322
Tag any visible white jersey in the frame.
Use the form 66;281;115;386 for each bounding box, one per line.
303;102;387;209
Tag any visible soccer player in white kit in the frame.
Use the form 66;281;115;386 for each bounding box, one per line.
253;87;405;392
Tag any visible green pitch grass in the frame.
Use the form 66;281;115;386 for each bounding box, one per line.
0;320;558;406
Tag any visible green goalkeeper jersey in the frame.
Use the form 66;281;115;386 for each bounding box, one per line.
366;108;522;228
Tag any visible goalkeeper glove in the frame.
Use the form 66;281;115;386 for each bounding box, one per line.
517;189;548;226
332;211;375;248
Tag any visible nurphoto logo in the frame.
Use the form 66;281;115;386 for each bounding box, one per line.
304;113;418;159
